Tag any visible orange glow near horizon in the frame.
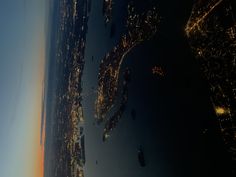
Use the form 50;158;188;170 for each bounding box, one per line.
30;37;46;177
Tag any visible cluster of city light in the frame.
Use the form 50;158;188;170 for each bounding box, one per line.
152;66;165;76
215;106;228;115
49;0;90;176
95;4;160;123
185;0;224;36
185;0;236;164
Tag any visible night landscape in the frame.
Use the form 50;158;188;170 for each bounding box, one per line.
0;0;236;177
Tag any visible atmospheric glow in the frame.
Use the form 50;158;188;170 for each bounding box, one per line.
0;1;48;176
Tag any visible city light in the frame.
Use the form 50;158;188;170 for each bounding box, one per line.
215;107;227;115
